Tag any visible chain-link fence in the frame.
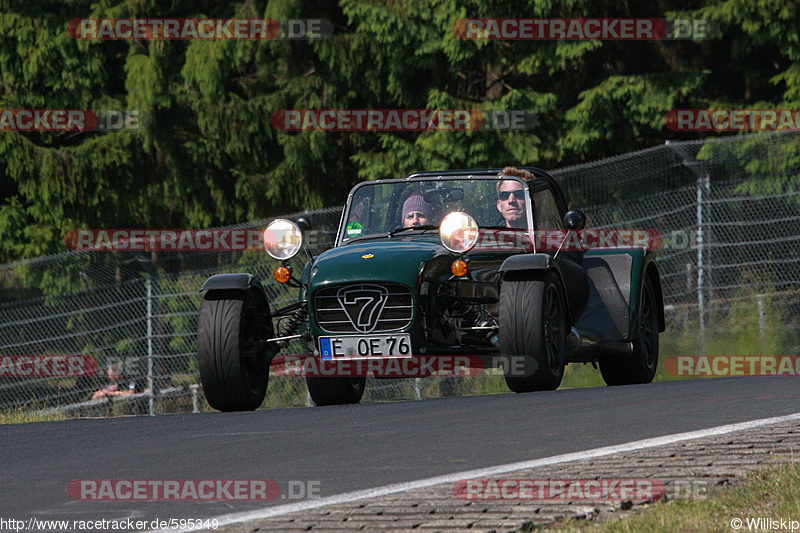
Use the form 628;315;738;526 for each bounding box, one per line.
2;130;799;416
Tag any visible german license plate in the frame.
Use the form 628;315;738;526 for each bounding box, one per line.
319;334;411;360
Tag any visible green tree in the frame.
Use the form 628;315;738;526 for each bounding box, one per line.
1;0;799;267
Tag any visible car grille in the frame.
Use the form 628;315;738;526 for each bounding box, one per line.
315;283;413;333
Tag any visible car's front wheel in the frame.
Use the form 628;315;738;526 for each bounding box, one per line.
599;275;659;386
197;290;271;411
306;376;366;406
501;271;568;392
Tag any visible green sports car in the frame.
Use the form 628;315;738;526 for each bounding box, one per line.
197;168;665;410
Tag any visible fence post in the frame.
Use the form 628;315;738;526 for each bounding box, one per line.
697;172;709;351
757;294;765;352
191;384;200;413
146;275;154;416
137;253;159;417
667;140;709;352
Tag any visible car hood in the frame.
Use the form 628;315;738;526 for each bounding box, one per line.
308;238;451;288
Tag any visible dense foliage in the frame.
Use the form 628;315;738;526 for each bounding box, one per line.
0;0;797;262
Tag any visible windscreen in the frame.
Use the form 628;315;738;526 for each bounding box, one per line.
340;177;528;242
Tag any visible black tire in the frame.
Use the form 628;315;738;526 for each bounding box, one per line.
501;271;568;392
306;376;366;406
198;290;271;411
599;275;659;386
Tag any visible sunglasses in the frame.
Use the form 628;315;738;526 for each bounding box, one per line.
498;190;525;201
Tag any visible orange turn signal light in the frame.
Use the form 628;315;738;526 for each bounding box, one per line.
274;266;291;283
451;259;468;277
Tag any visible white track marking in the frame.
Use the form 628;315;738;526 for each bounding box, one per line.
155;411;800;532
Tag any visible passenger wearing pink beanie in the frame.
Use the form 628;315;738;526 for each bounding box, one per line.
402;194;432;227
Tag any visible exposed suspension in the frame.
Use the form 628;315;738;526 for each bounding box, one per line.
456;304;499;347
276;306;308;349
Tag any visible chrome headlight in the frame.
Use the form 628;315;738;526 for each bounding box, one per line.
263;219;303;260
439;212;479;253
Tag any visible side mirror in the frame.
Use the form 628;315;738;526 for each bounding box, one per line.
295;216;312;231
563;210;586;230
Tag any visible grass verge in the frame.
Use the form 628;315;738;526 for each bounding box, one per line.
0;408;66;425
545;460;800;532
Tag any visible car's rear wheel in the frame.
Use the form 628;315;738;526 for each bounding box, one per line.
306;376;366;406
501;271;567;392
599;275;659;386
198;290;271;411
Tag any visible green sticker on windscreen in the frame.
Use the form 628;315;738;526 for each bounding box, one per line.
346;221;363;236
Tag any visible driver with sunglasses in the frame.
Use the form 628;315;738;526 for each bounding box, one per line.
496;167;534;229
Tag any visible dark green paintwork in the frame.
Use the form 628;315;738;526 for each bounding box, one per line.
308;237;451;288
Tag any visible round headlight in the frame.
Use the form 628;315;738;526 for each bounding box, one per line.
263;219;303;260
439;212;479;253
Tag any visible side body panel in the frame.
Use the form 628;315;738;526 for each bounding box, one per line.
576;248;664;342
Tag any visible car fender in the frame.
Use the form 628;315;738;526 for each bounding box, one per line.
644;257;666;332
499;253;589;324
200;273;270;304
499;254;564;294
499;253;553;275
576;248;664;342
626;251;666;337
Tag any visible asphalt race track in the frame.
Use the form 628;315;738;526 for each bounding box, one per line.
2;376;799;527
